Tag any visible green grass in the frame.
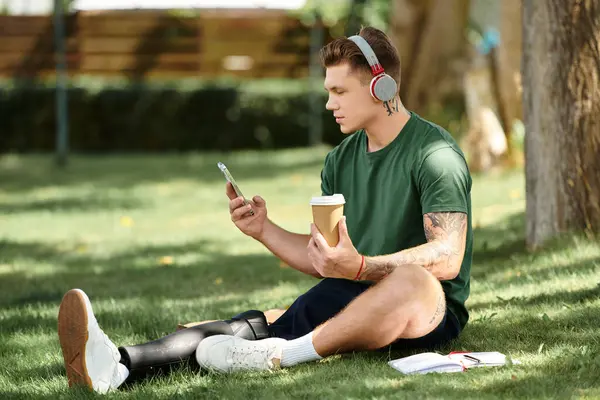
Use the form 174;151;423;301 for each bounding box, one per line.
0;149;599;399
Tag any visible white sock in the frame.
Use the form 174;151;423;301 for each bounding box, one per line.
280;332;323;367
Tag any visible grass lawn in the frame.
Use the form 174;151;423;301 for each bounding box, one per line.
1;148;599;399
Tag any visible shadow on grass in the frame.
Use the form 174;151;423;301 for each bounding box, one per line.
0;240;63;262
20;363;65;383
0;391;70;400
457;291;600;350
0;151;327;194
0;238;314;334
469;273;600;313
2;207;600;398
124;328;600;400
0;194;146;214
472;211;527;265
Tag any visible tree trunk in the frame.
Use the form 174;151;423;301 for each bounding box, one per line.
495;0;523;143
523;0;600;248
387;0;428;96
388;0;470;113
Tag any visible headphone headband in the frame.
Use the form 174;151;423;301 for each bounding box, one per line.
348;35;385;76
347;34;397;102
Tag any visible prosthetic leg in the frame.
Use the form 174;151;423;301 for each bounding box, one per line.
118;310;269;382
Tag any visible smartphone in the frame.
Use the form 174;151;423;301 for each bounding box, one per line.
217;162;254;216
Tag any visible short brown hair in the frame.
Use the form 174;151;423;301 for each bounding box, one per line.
319;26;401;90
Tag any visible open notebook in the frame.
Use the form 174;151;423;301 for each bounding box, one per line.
388;351;519;375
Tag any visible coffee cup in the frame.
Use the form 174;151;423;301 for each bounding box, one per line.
310;194;346;246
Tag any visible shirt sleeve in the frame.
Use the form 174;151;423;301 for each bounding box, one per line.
320;152;334;196
417;147;470;214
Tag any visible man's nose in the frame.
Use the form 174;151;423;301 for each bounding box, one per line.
325;97;337;111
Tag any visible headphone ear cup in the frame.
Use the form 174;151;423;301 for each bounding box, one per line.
371;74;397;102
369;76;380;100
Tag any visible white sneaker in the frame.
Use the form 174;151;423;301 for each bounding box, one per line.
57;289;129;394
196;335;287;373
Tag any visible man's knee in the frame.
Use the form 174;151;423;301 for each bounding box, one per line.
387;264;437;286
381;264;440;303
377;265;445;338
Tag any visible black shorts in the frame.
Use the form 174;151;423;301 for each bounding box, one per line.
268;278;462;351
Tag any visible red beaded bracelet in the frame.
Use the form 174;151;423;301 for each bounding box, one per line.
354;255;365;281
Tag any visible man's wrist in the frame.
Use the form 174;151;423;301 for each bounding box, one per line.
352;254;365;280
255;218;273;243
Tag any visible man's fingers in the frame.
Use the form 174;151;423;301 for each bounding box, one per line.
231;203;253;221
225;182;237;200
307;244;317;261
337;216;350;246
229;197;246;213
310;223;319;239
307;239;320;260
311;224;330;249
252;195;266;208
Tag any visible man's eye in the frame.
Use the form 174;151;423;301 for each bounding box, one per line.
336;91;345;95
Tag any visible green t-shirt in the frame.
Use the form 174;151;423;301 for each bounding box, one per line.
320;111;473;329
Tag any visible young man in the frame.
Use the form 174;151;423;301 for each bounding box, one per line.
57;26;472;393
195;26;472;372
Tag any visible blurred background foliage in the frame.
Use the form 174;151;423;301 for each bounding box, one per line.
0;78;345;152
0;0;522;173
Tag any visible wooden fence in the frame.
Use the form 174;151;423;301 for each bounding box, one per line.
0;10;341;79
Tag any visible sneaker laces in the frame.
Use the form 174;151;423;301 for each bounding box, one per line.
229;344;277;370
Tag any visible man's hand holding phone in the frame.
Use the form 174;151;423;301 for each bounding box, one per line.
226;182;268;241
218;162;268;240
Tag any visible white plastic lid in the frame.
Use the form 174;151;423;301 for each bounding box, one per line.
310;194;346;206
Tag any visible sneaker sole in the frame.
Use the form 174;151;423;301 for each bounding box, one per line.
58;289;92;390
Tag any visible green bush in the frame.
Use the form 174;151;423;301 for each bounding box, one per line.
0;80;345;152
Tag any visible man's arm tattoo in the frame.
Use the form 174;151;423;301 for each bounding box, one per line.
358;212;467;281
424;212;467;242
423;212;467;269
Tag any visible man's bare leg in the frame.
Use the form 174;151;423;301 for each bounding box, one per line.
195;265;447;372
312;264;445;356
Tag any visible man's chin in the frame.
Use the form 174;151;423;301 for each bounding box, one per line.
339;125;356;135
